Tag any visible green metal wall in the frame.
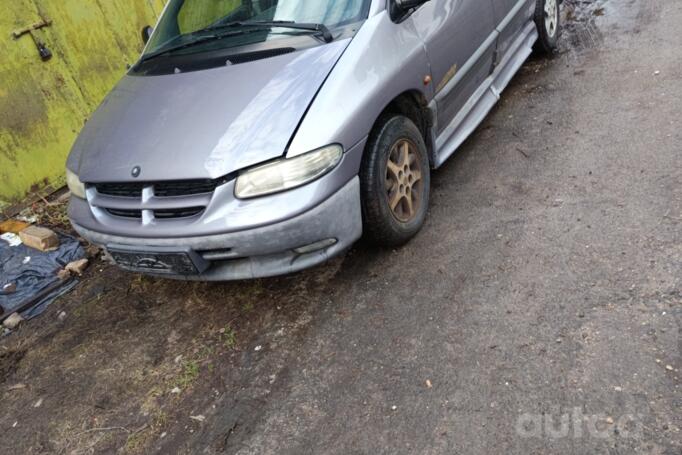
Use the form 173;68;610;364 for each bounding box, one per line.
0;0;165;211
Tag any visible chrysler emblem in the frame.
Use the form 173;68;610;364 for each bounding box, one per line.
131;166;141;178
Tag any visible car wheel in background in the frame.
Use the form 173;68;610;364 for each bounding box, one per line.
534;0;561;54
360;115;430;246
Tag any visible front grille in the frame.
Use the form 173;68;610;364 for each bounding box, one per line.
96;176;231;198
154;207;204;219
106;208;143;218
154;179;225;197
90;175;233;221
105;208;204;219
95;183;144;198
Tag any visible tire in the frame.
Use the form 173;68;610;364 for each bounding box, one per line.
534;0;561;54
360;115;430;246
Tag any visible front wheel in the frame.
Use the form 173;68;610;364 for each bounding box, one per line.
534;0;561;54
360;115;430;246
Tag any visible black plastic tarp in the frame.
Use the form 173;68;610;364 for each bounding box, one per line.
0;232;85;320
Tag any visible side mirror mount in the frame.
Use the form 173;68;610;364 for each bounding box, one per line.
391;0;430;22
395;0;429;8
141;25;154;45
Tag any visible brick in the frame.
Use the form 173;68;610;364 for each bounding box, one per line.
19;225;59;251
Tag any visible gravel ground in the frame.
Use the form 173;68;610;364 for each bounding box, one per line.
0;0;680;454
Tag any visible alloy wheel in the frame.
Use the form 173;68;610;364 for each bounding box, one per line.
385;139;423;223
545;0;558;38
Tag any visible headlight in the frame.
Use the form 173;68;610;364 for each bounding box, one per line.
65;168;86;199
235;144;343;199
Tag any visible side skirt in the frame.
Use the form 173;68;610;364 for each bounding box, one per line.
431;21;539;168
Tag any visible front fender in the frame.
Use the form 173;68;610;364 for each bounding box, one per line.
287;10;433;158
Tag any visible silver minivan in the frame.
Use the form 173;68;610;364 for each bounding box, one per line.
66;0;561;280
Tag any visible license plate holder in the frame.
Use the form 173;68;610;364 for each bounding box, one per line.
107;245;209;275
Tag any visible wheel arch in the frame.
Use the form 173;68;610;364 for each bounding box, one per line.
368;90;436;168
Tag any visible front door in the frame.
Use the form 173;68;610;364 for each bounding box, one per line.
411;0;497;134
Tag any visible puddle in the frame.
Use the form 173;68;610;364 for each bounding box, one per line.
562;0;609;52
564;0;612;22
561;0;656;53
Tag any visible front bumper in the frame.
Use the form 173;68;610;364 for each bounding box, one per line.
72;177;363;280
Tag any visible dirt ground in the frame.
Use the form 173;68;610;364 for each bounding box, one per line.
1;0;680;454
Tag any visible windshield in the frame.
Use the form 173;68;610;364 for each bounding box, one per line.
144;0;370;57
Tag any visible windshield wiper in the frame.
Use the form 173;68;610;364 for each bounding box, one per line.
208;20;334;43
140;29;261;63
140;20;334;64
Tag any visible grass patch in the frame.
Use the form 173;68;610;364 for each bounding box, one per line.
177;361;200;388
220;325;237;349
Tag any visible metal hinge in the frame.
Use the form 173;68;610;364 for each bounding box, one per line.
12;16;53;61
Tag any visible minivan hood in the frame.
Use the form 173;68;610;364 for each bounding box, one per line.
69;40;350;183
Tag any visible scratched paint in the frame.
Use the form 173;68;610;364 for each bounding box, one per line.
0;0;165;210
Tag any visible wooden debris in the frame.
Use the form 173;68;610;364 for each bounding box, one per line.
0;219;31;234
65;258;89;276
19;226;59;252
3;312;24;330
56;269;71;281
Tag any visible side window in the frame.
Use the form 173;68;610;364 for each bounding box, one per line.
177;0;243;34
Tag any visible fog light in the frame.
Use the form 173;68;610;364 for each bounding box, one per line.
293;238;337;255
